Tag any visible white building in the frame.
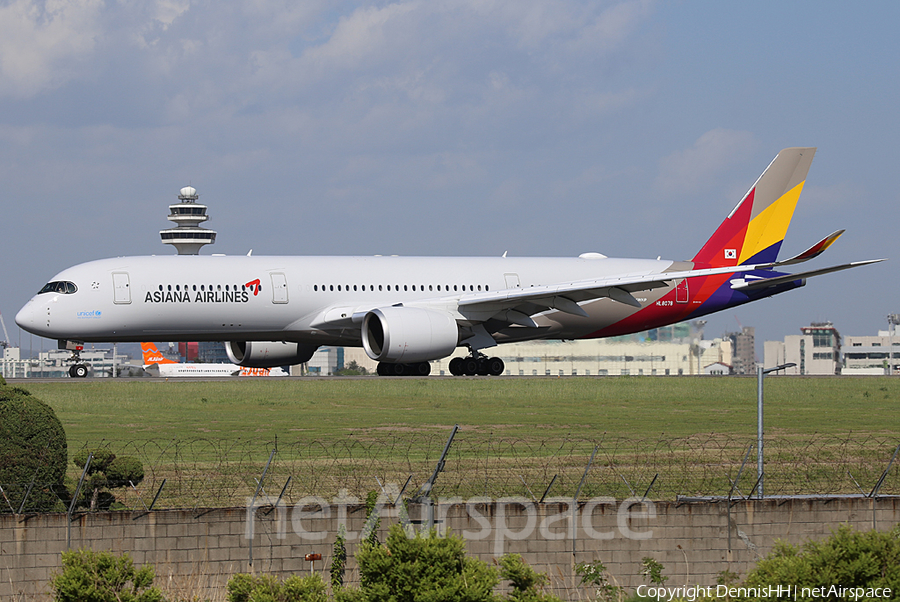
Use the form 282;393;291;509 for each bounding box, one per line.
764;322;842;376
843;331;900;375
292;329;734;377
1;346;126;378
430;337;732;376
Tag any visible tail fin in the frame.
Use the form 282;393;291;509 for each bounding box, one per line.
141;342;177;365
693;147;816;267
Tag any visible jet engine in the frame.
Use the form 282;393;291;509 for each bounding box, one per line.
362;307;460;363
225;341;319;368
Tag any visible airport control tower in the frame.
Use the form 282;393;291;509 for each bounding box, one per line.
160;186;217;255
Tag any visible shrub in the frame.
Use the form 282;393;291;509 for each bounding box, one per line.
331;524;347;590
500;554;562;602
352;525;499;601
0;383;67;512
72;449;144;510
737;524;900;601
226;573;327;602
50;548;163;602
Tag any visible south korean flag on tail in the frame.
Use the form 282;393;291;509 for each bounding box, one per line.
724;249;737;260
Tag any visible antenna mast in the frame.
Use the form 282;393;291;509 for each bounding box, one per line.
0;311;11;349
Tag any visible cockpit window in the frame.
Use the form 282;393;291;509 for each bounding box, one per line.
38;281;77;295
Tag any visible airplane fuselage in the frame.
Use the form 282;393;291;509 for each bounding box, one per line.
14;253;790;347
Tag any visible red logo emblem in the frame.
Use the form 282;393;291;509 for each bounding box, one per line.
246;279;261;296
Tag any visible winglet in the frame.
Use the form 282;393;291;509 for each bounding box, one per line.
773;230;844;266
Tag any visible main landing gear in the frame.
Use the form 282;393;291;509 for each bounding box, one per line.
376;362;432;376
448;353;504;376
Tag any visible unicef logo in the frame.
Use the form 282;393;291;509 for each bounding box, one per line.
76;310;103;319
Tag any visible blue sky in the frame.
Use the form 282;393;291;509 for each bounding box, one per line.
1;1;896;356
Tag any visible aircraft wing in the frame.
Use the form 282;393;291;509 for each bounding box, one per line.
453;258;884;326
307;231;883;332
308;262;766;331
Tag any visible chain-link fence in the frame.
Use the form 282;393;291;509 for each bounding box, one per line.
2;433;898;513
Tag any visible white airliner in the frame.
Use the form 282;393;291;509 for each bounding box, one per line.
140;342;288;377
16;148;883;377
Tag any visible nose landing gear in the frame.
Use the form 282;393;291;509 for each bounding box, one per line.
68;364;89;378
59;340;89;378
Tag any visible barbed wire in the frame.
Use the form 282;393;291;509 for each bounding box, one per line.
2;434;898;512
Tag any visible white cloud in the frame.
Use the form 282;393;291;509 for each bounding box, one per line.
301;3;418;72
656;128;758;196
572;0;654;54
0;0;104;98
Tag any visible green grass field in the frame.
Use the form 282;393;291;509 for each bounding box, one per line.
17;376;900;506
24;376;900;442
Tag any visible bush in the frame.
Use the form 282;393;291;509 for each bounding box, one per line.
0;383;68;512
500;554;561;602
351;525;498;601
50;548;164;602
737;524;900;601
226;573;327;602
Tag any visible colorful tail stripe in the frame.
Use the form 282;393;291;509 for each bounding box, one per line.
692;148;816;267
588;148;816;338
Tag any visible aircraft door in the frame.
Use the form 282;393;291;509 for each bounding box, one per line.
676;279;689;304
504;273;521;289
112;272;131;304
271;273;289;304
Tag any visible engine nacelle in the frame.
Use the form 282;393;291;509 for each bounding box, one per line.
362;306;459;363
225;341;319;368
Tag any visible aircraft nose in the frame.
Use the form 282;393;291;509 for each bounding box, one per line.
15;303;34;332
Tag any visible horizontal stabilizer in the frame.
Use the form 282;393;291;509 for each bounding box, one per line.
731;259;885;291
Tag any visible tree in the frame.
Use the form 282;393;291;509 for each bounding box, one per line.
0;383;67;512
72;449;144;510
335;361;369;376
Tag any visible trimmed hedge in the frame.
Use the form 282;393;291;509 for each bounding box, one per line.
0;383;68;512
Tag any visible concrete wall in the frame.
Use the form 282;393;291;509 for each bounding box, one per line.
2;496;898;600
